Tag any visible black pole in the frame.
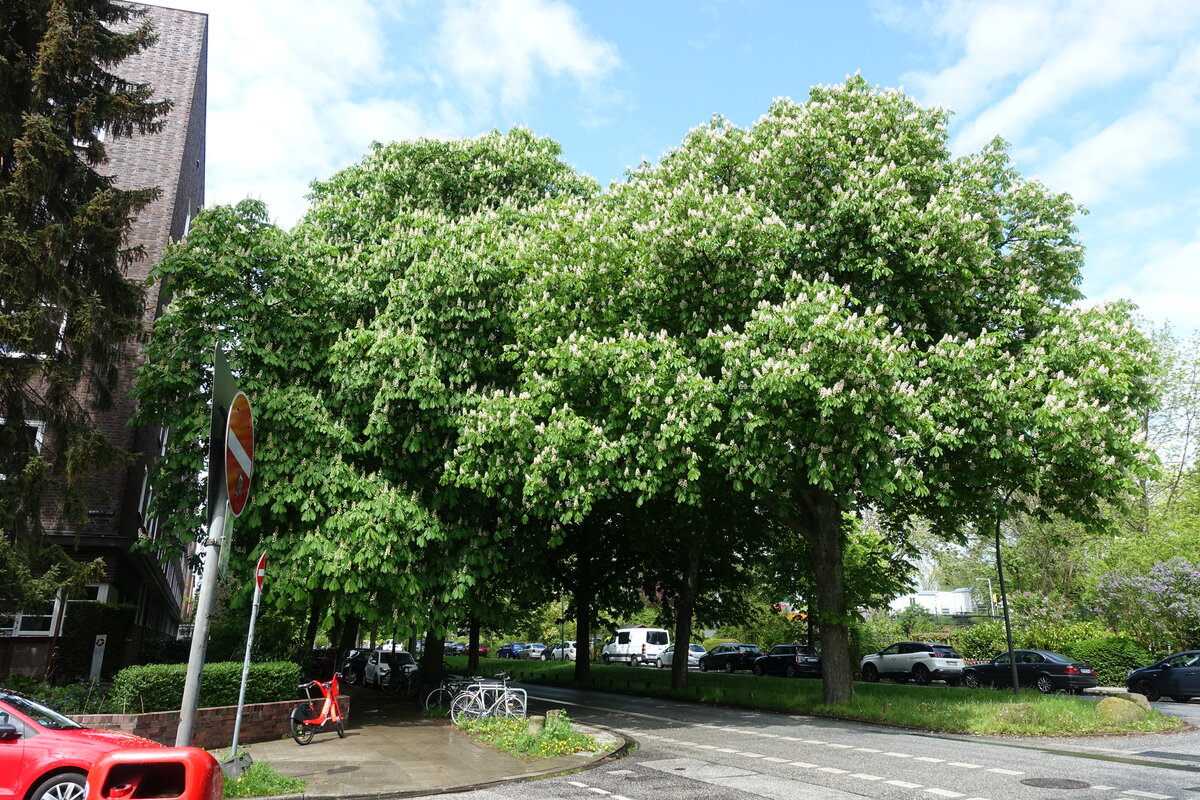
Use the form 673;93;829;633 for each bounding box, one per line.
994;507;1019;695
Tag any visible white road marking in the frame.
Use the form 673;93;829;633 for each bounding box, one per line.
826;743;855;749
1120;792;1172;799
738;752;764;758
780;735;803;741
1091;787;1116;791
818;767;850;774
762;757;790;763
789;761;819;768
692;744;717;749
986;768;1022;776
855;747;881;752
914;757;944;763
803;739;826;744
612;796;635;800
758;733;780;738
948;762;983;768
925;790;965;798
883;751;913;758
716;748;738;753
887;780;924;789
850;774;884;781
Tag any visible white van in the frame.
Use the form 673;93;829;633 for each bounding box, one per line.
601;625;671;666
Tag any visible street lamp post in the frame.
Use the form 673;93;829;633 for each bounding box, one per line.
976;577;995;617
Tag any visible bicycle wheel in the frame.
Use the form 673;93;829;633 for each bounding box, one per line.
289;715;315;745
424;687;451;710
500;691;526;720
383;672;404;695
450;692;483;725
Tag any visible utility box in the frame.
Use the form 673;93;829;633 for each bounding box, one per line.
87;747;223;800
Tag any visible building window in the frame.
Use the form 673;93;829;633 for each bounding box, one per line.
1;419;46;481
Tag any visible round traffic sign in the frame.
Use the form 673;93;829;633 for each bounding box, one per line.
225;392;254;517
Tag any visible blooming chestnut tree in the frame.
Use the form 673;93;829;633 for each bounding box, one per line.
451;76;1156;702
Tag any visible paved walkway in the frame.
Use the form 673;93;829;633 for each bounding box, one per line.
235;686;625;799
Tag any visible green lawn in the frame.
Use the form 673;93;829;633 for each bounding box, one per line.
452;657;1181;736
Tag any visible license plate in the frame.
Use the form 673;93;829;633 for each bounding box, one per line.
1081;668;1093;673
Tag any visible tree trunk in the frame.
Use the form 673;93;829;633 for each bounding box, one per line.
420;628;443;685
467;615;481;674
335;614;359;655
671;547;700;691
799;486;853;705
303;592;322;653
573;544;592;683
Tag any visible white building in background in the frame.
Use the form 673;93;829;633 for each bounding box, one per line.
889;588;978;616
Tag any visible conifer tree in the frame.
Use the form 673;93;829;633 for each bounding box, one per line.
0;0;170;604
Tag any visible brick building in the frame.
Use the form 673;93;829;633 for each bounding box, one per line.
1;3;208;677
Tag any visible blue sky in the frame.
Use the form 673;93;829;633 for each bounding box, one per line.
170;0;1200;333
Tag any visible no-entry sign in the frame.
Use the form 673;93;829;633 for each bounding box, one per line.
225;391;254;517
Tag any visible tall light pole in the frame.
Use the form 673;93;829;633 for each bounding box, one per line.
976;577;995;617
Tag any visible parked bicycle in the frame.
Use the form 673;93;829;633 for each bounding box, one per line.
290;671;346;745
449;673;527;724
423;673;482;710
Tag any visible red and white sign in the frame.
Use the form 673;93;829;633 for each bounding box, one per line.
225;391;254;517
255;553;266;591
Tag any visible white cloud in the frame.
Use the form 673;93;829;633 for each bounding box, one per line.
436;0;620;108
1037;110;1186;202
1091;236;1200;334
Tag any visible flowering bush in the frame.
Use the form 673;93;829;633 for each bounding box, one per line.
1096;559;1200;651
456;710;599;758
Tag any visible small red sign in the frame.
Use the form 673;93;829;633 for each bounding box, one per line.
225;392;254;517
255;553;266;591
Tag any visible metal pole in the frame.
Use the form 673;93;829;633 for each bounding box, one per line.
230;558;262;757
176;492;228;746
994;508;1019;695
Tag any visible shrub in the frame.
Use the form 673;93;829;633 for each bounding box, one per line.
1063;637;1153;687
700;637;735;652
57;603;137;682
109;661;300;713
949;620;1008;660
1020;620;1108;654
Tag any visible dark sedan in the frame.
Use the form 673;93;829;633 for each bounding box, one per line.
963;649;1098;693
699;643;762;673
1127;650;1200;702
753;644;822;678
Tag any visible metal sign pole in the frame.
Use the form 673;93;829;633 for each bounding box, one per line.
230;553;265;758
176;492;228;746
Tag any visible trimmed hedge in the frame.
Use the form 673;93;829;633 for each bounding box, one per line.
1063;637;1153;687
109;661;300;713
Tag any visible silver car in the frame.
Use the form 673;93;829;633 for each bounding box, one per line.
658;642;706;669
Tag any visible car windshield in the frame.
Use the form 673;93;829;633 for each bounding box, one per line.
2;695;83;730
1041;652;1072;663
689;644;706;652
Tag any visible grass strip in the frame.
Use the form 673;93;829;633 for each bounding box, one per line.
452;657;1182;736
457;710;600;758
220;758;306;798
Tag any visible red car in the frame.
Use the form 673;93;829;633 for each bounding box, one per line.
0;691;161;800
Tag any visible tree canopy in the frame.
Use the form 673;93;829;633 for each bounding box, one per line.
137;78;1157;701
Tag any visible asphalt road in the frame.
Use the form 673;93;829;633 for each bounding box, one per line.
435;682;1200;800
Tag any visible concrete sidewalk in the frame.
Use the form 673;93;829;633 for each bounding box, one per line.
235;687;625;799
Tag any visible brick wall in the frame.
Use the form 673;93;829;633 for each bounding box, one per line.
74;696;351;750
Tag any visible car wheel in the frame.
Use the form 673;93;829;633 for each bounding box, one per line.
753;663;764;676
343;664;359;685
1035;675;1055;694
30;772;86;800
602;654;611;665
1135;679;1161;702
724;661;735;674
1171;696;1192;703
912;664;932;685
786;665;798;679
862;663;879;682
654;657;663;669
964;671;980;689
699;659;709;672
